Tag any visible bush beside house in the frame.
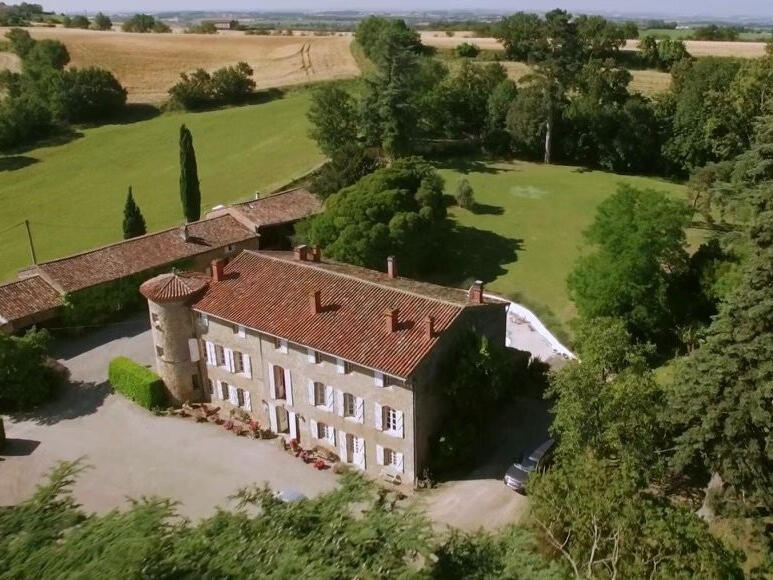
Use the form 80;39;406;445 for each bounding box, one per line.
108;357;166;409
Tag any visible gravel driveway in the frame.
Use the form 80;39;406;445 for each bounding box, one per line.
0;315;337;518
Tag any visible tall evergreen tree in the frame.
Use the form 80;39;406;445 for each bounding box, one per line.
668;183;773;507
122;186;146;239
179;124;201;223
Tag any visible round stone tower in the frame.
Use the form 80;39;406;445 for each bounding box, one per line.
139;271;210;406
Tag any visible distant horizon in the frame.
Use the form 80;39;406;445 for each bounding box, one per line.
40;2;773;21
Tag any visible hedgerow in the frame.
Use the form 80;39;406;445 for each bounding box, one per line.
108;357;166;409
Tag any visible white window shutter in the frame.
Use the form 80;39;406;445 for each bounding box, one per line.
268;364;276;399
355;437;365;470
188;338;200;362
224;348;234;372
242;354;252;379
327;426;336;447
396;410;404;438
205;341;215;366
307;380;315;405
307;348;316;363
289;411;297;440
376;445;384;466
243;390;252;411
309;418;318;439
228;385;238;405
336;390;344;417
336;358;345;374
395;452;404;473
283;368;292;403
325;385;335;412
268;404;278;432
374;371;384;388
338;430;347;461
285;372;294;406
355;397;364;424
374;403;383;431
215;380;224;400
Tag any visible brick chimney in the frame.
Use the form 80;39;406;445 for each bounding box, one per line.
424;315;435;339
294;245;308;261
211;259;225;282
384;308;399;333
311;245;321;263
310;290;321;314
468;280;484;304
387;255;398;279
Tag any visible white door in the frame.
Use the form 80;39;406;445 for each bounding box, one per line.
289;411;297;440
353;437;365;470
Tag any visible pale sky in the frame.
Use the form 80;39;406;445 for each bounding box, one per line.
47;0;773;18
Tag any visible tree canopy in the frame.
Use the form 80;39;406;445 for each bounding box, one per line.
0;328;58;411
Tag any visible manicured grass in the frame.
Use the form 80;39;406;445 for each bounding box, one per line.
0;91;324;281
435;159;686;336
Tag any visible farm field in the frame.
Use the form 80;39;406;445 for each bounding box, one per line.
421;31;768;59
434;159;686;333
0;91;324;281
0;27;359;103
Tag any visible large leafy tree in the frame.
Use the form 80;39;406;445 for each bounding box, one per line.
528;454;742;579
122;186;146;239
567;184;691;345
179;124;201;223
306;157;445;275
547;317;663;471
0;329;57;411
307;84;359;157
667;184;773;507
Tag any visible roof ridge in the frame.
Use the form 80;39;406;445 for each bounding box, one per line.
0;274;54;291
240;250;467;308
36;215;245;268
234;186;309;208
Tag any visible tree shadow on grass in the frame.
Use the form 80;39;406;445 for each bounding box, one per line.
109;103;162;125
6;128;84;155
435;157;515;176
428;222;523;288
0;155;38;172
470;202;505;215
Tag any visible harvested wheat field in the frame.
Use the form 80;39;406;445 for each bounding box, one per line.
420;31;504;51
0;27;360;103
624;39;767;58
0;50;20;73
629;69;672;95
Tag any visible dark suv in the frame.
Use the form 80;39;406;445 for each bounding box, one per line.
503;439;554;493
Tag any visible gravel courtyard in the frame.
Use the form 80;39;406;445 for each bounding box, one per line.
0;316;337;519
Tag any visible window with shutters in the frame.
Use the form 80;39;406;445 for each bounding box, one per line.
313;382;326;407
336;358;351;374
274;337;289;353
191;374;201;390
316;421;329;439
383;406;399;432
233;324;246;338
215;345;225;367
233;351;244;374
220;382;229;400
236;388;245;407
383;447;395;466
343;392;355;417
207;379;214;395
274;365;286;399
307;348;320;364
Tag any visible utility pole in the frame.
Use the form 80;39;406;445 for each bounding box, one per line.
24;219;37;265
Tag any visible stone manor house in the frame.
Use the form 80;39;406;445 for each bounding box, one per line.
139;246;506;485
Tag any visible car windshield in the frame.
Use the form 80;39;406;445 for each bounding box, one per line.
517;455;539;471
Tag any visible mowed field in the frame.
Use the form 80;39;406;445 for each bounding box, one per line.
435;160;685;330
0;27;359;103
0;91;324;281
421;30;769;58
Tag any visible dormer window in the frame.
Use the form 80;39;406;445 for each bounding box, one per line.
336;358;350;374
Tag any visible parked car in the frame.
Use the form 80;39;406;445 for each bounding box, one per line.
503;439;554;493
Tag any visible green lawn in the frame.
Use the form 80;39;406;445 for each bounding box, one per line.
435;159;686;336
0;91;323;281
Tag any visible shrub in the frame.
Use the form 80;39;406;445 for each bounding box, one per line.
455;178;475;209
53;67;127;123
168;62;255;110
62;14;89;29
184;21;217;34
108;357;166;409
211;62;255;102
0;92;53;152
92;12;112;30
456;42;480;58
121;14;169;33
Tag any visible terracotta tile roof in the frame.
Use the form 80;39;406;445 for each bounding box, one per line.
34;215;256;294
227;188;323;228
140;271;210;303
0;276;62;324
193;251;489;378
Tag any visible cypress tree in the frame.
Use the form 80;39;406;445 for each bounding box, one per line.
122;186;146;239
179;124;201;223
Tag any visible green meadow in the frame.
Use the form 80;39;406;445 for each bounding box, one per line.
435;159;686;334
0;91;324;281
